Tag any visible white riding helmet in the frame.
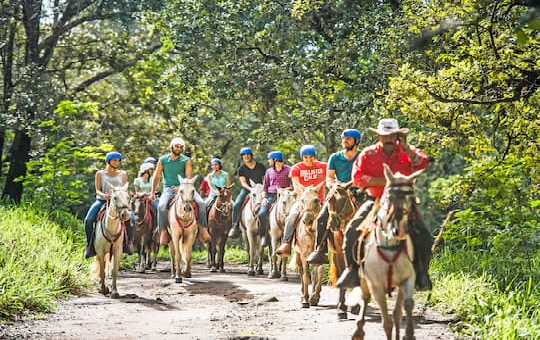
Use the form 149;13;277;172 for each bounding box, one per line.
139;162;154;172
169;137;185;148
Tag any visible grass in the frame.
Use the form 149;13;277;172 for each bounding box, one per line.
0;203;91;321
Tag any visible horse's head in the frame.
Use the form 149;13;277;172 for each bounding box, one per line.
107;183;131;222
216;184;234;215
381;164;424;239
131;192;150;221
326;180;355;230
175;175;198;216
298;182;324;227
276;187;296;218
249;183;264;214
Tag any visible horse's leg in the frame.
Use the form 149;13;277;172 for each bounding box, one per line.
168;241;176;280
110;245;122;299
352;283;371;340
402;278;416;340
310;264;324;306
174;237;182;282
182;232;193;278
97;256;108;295
256;238;264;276
246;225;256;276
301;258;310;308
371;284;392;340
393;286;405;340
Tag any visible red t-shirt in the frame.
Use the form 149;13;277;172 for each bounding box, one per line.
352;143;429;198
289;161;327;200
199;177;211;197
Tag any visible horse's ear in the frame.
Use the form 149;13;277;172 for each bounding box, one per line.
177;175;184;183
249;179;256;187
383;164;394;183
315;181;325;192
121;183;129;191
406;168;424;182
107;182;114;191
191;175;198;182
227;183;235;189
344;180;354;190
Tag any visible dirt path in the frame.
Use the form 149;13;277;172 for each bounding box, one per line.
1;261;455;340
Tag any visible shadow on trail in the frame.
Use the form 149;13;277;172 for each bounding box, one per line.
182;279;254;302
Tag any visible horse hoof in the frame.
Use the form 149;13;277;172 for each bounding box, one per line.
210;268;218;273
302;302;310;308
183;272;191;278
219;268;226;273
256;269;264;276
110;292;120;299
337;311;348;320
247;270;255;277
269;271;281;279
309;299;319;306
175;277;182;283
350;304;360;315
280;276;288;281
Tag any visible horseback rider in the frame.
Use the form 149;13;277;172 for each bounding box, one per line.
150;137;211;245
275;145;327;257
83;152;134;258
204;158;231;206
258;151;292;246
133;162;158;210
228;147;267;238
335;118;433;291
306;129;362;265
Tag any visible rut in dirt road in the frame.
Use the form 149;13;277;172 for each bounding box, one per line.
0;262;456;340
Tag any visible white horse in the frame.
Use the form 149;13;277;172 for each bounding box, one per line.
293;183;325;308
168;176;199;283
351;164;423;340
268;187;296;280
239;180;265;276
94;183;131;298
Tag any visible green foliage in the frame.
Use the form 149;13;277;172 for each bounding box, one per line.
0;204;90;321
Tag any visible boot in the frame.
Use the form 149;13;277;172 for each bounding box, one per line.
228;222;240;238
336;228;360;288
275;242;291;257
198;226;212;243
307;230;329;265
160;229;170;246
123;241;134;255
84;244;96;259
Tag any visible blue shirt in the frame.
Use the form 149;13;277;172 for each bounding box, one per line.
327;151;360;182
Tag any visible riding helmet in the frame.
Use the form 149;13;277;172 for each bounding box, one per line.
139;162;154;173
240;147;253;155
105;152;124;163
169;137;185;148
267;151;283;161
210;158;223;169
300;145;316;157
143;156;157;164
340;129;361;143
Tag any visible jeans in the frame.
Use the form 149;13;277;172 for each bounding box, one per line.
282;200;302;243
158;186;208;231
84;199;106;244
232;188;250;227
257;193;275;236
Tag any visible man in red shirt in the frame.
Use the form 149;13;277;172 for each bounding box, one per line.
337;118;433;291
275;145;327;256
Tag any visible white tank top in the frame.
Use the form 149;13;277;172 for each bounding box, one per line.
97;170;125;199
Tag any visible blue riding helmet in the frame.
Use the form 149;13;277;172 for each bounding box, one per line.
143;156;157;164
300;145;316;157
210;158;223;168
240;147;253;155
267;151;283;161
105;152;124;163
341;129;361;142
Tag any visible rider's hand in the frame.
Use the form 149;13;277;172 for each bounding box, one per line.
150;192;156;201
397;133;408;148
262;197;268;206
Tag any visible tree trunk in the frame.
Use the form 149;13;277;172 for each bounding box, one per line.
2;130;31;203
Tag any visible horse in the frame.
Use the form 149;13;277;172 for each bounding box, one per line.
168;176;199;283
94;183;131;298
207;184;234;273
351;164;424;340
293;182;325;308
325;180;361;319
131;192;158;272
239;180;265;276
268;187;296;280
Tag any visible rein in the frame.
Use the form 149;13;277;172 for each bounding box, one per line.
173;199;196;244
373;231;409;297
135;198;153;229
101;198;126;255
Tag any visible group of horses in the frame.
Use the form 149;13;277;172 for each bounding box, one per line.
92;166;425;340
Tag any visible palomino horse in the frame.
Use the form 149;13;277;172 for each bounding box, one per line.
131;192;158;272
94;183;131;298
239;180;265;276
325;180;361;319
168;176;199;283
207;184;234;273
293;183;325;308
268;187;296;280
352;164;423;340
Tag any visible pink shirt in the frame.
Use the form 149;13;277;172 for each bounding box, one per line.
352;143;429;198
289;161;327;200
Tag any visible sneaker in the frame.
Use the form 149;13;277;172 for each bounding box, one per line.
306;249;329;265
336;266;360;288
228;225;240;238
275;243;291;257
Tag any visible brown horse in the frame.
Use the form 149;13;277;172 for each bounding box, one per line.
351;164;423;340
293;182;325;308
131;193;158;272
325;180;361;319
207;184;234;273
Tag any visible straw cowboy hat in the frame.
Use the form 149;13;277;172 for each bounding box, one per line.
368;118;409;135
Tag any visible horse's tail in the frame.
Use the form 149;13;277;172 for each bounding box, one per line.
328;252;339;286
287;253;299;272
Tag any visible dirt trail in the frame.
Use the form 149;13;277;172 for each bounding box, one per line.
1;261;456;340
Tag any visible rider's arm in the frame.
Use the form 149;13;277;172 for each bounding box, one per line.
239;176;250;190
226;173;231;187
150;161;162;199
326;169;336;187
95;170;103;197
185;159;193;179
291;176;303;197
122;170;128;186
